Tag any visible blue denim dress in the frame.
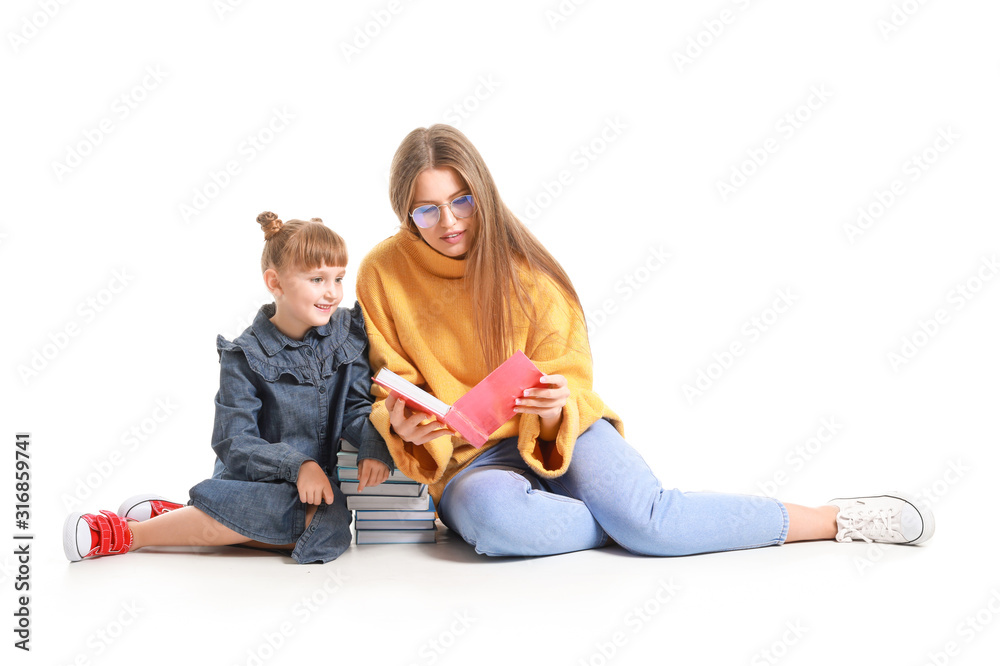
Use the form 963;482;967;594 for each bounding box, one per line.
188;302;393;563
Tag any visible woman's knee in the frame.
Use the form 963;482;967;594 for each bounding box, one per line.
442;468;603;556
442;469;529;551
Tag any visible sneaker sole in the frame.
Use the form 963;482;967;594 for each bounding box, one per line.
117;494;170;521
830;491;935;545
63;512;87;562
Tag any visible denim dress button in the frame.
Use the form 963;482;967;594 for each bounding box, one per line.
318;386;326;394
304;348;313;356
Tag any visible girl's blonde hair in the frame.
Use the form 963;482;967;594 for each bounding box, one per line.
389;124;586;372
256;211;348;273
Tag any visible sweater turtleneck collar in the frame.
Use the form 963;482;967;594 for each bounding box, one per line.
396;228;467;279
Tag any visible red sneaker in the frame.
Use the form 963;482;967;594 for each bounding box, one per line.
117;494;185;522
63;510;134;562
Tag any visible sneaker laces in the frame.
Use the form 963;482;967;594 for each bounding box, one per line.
837;506;902;543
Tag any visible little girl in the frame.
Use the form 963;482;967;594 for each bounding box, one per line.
63;212;393;564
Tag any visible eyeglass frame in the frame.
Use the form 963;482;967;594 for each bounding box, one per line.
408;194;476;229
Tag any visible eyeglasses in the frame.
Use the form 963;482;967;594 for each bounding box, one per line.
409;194;476;229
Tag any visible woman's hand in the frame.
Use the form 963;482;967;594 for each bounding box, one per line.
514;374;569;441
356;458;390;492
296;460;335;505
386;392;454;446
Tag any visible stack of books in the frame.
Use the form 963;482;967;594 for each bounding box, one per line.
337;439;436;545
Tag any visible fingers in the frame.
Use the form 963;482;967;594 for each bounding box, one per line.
539;374;568;388
388;393;428;427
518;374;569;416
391;403;449;445
300;483;334;505
516;396;561;408
357;460;372;492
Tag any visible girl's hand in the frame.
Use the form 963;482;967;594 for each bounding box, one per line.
297;460;335;505
514;374;569;440
386;392;454;446
356;458;390;492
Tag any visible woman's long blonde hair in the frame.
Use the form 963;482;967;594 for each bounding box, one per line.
389;124;586;372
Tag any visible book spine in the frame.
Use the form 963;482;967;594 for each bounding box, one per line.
444;409;488;447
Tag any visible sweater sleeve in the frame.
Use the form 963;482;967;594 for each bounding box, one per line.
515;276;625;478
356;260;455;485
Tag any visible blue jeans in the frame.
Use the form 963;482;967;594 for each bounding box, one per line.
437;419;789;556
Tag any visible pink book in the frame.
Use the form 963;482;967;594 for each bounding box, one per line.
372;351;545;447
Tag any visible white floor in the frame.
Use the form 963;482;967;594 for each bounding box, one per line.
29;499;991;666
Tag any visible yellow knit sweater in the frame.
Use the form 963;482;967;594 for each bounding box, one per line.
356;229;624;504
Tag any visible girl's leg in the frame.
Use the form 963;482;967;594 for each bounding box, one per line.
129;503;319;551
438;465;608;556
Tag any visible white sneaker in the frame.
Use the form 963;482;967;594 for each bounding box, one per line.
829;493;934;545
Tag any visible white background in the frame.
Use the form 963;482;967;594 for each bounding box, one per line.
3;1;999;665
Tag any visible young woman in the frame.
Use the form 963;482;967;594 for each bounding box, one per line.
355;124;934;557
63;213;392;563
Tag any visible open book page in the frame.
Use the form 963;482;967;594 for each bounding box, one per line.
372;367;450;417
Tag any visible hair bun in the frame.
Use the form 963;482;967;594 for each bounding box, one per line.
257;211;283;240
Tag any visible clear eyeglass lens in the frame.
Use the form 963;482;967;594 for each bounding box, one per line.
410;195;475;228
411;205;439;228
451;195;475;218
